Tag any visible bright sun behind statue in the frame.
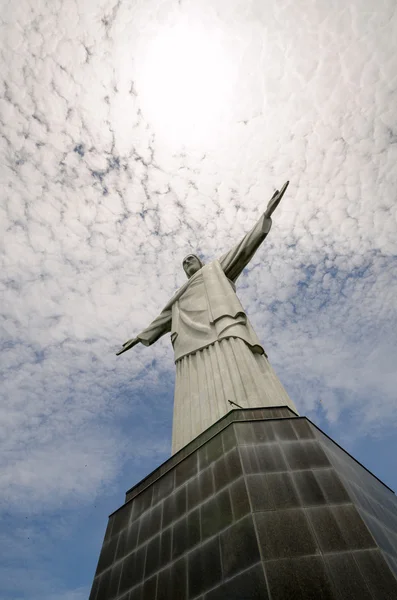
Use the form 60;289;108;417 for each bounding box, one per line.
136;19;235;148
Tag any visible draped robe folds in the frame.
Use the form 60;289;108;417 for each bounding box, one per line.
136;212;298;453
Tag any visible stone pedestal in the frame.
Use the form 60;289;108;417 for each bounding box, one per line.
90;407;397;599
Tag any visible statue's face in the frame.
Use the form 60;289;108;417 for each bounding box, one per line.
183;254;202;279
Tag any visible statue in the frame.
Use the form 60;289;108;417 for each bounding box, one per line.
117;182;297;453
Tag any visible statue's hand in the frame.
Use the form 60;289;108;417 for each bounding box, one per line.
116;337;140;356
264;181;289;219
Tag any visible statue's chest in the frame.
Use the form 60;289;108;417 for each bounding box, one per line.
178;273;207;311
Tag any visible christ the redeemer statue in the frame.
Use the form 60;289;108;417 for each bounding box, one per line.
117;182;297;453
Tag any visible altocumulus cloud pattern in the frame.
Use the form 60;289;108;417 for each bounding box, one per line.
0;0;396;598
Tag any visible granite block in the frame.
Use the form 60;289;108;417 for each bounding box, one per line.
306;504;376;553
240;443;288;474
118;552;135;596
96;569;111;600
142;574;157;600
175;452;198;487
131;488;153;523
292;469;327;506
282;440;331;470
221;425;237;453
152;470;175;506
144;535;160;578
170;556;188;600
229;476;251;521
187;467;213;510
163;484;186;528
251;420;276;443
95;535;118;575
172;509;201;558
315;469;350;504
204;563;269;600
292;419;316;440
360;512;397;557
129;585;142;600
172;517;189;560
112;503;132;536
115;530;128;562
186;507;201;549
272;419;299;441
137;503;162;545
212;447;242;493
126;519;140;552
107;559;122;598
354;549;397;599
159;527;172;569
157;566;171;600
234;422;256;445
198;435;224;470
247;471;300;511
157;556;188;600
188;537;222;597
324;553;372;599
255;508;318;560
118;547;146;596
220;515;261;578
264;555;335;600
201;488;233;540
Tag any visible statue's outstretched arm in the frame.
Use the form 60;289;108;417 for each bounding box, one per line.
219;182;289;282
116;308;172;356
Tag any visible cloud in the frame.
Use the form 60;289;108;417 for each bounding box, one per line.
0;0;396;596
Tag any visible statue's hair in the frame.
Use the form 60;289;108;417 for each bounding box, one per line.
182;254;204;269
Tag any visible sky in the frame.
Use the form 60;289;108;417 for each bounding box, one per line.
0;0;396;597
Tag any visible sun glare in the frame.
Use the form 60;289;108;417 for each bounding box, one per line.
136;20;235;148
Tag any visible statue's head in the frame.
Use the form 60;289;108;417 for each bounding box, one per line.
182;254;203;279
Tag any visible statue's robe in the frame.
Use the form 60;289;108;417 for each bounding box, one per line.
136;212;297;453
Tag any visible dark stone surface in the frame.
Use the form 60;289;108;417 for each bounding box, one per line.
90;409;397;599
324;553;373;599
247;471;300;511
142;574;157;600
219;515;261;578
157;556;187;600
314;425;397;580
265;555;335;600
163;483;186;528
95;569;111;600
144;535;161;578
255;508;318;560
187;467;213;510
107;560;122;598
159;527;172;569
175;452;198;488
240;442;288;473
201;488;233;540
306;504;376;553
282;439;331;470
354;549;397;599
229;476;251;520
204;563;269;600
188;537;222;597
212;447;242;492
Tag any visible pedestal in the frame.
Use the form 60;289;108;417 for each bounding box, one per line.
90;407;397;599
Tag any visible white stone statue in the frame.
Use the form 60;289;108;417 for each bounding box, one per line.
117;182;297;453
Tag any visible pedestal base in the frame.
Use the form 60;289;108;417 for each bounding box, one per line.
90;407;397;599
